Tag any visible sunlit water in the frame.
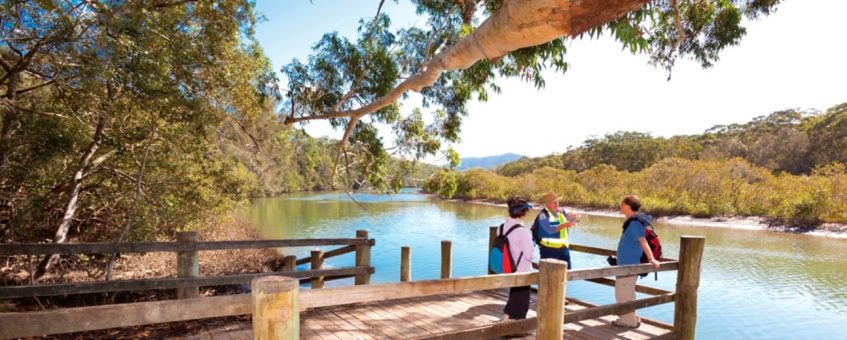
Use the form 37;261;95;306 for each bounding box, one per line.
245;189;847;339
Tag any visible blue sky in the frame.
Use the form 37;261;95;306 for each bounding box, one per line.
255;0;847;158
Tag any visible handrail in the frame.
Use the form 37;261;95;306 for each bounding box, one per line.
0;266;374;299
569;242;677;261
567;262;678;281
298;271;538;310
585;277;674;295
0;238;369;255
0;294;253;339
296;238;375;265
569;243;617;256
563;293;675;323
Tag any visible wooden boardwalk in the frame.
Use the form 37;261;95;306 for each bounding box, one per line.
173;289;672;339
0;236;702;339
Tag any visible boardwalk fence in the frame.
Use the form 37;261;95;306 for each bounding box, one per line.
0;229;375;300
0;233;703;340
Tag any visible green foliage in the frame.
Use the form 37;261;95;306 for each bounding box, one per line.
0;0;279;242
581;132;666;172
423;169;458;199
500;104;847;177
426;158;846;226
600;0;783;77
481;104;847;225
808;103;847;167
282;0;782;191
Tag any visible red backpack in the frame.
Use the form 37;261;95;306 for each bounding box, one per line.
641;226;663;262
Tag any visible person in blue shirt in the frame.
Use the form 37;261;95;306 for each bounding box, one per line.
613;195;661;328
533;191;579;269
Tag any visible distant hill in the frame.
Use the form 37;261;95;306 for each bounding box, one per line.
457;153;524;171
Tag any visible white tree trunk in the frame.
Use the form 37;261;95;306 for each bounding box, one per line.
35;114;108;279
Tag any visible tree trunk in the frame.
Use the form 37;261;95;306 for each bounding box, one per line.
35;114;108;279
106;126;155;281
0;71;19;174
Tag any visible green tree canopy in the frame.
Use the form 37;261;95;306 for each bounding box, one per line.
280;0;782;189
494;103;846;177
1;1;275;257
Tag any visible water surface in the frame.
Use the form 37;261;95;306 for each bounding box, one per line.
245;190;847;339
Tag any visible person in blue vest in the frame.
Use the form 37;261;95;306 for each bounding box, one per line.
612;195;661;328
533;191;580;269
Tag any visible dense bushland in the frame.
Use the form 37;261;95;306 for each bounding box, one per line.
426;159;847;225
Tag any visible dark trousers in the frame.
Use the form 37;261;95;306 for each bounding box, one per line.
504;285;531;319
540;245;572;269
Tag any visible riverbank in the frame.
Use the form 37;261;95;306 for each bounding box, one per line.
437;196;847;239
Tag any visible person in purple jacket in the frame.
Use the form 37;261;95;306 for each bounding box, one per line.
501;196;535;321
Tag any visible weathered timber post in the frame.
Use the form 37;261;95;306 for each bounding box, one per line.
488;226;497;274
176;231;199;299
537;259;567;340
400;246;412;282
311;249;325;289
355;230;371;285
441;240;452;279
674;236;706;340
252;276;299;340
283;255;297;272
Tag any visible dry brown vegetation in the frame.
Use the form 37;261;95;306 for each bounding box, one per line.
1;216;282;312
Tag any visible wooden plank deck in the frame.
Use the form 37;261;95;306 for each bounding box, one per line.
172;289;672;340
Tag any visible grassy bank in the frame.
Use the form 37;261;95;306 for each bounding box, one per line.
424;158;847;226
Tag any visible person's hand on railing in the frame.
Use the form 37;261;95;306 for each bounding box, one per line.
649;258;661;270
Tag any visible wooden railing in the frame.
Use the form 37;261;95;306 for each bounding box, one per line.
0;229;374;300
0;232;703;340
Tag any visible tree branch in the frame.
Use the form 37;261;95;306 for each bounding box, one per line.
331;86;359;113
374;0;386;21
671;0;685;54
3;79;57;98
151;0;199;9
0;58;11;72
106;124;156;280
284;109;355;125
226;115;262;153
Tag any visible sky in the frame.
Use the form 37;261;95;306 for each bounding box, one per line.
254;0;847;158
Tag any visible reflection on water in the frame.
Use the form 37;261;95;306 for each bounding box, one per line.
245;189;847;340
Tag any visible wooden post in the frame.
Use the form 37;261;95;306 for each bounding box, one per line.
176;231;199;299
441;240;452;279
283;255;297;272
674;236;706;340
355;230;371;285
251;276;299;340
488;226;497;274
310;249;325;289
400;246;411;282
537;259;567;340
